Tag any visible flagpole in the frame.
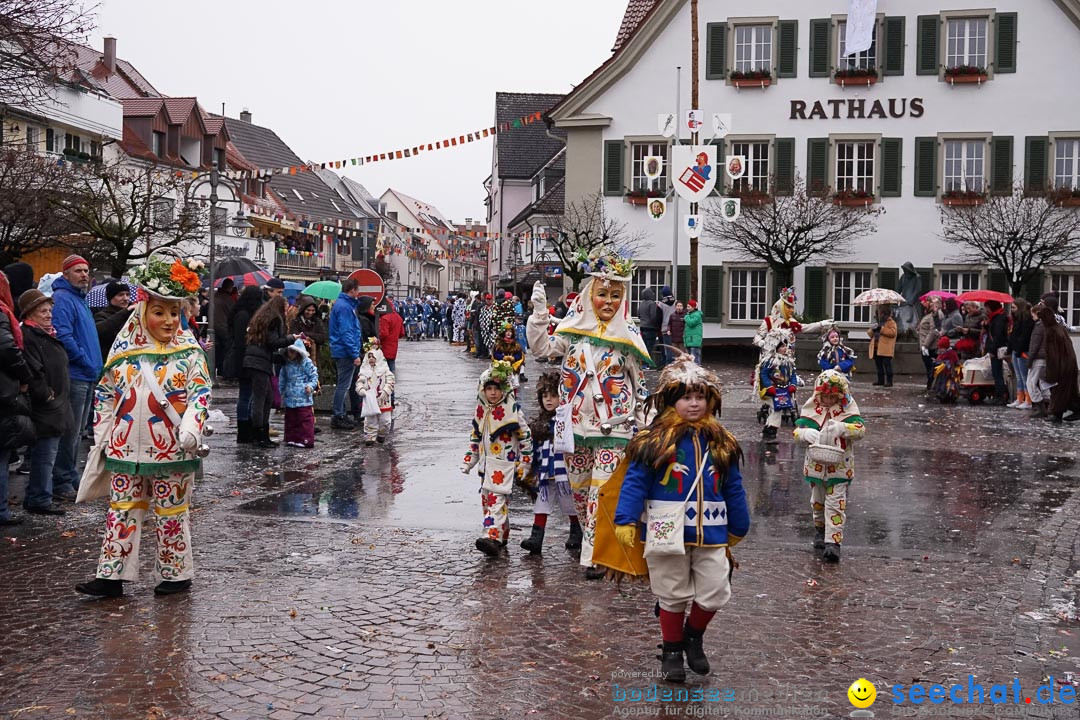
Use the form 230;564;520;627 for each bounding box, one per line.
671;66;681;305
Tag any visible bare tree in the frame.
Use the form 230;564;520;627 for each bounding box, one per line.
58;158;209;277
938;183;1080;297
0;146;76;264
547;190;646;290
0;0;97;114
703;174;883;289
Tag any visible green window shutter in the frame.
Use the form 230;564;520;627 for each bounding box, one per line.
809;19;831;77
774;138;795;194
1023;270;1045;303
990;136;1014;195
702;266;723;322
777;20;798;78
677;265;690;304
806;138;828;193
603;140;624;196
711;138;726;193
914;137;938;197
916;15;940;75
706;23;728;80
1024;136;1049;194
995;12;1018;73
804;267;826;321
915;267;934;296
882;16;906;76
988;269;1009;293
878;267;899;292
880;138;903;198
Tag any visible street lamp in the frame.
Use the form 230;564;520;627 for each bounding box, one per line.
187;168;252;374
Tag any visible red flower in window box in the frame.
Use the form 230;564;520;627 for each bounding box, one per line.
834;67;879;87
942;190;987;206
945;65;989;84
729;69;772;88
1049;187;1080;207
832;189;875;207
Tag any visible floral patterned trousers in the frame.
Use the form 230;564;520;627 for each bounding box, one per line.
810;481;849;546
479;487;509;543
96;471;194;582
565;444;625;567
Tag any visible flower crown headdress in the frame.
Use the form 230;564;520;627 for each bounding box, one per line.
363;337;382;354
780;287;797;307
575;247;634;283
126;256;205;300
814;369;851;403
486;359;515;388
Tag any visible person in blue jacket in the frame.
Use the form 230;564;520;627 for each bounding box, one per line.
329;278;362;429
614;354;749;684
50;254;103;498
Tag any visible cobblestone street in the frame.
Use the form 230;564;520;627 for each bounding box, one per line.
2;341;1079;720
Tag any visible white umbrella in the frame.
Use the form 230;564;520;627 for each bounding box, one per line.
852;288;905;306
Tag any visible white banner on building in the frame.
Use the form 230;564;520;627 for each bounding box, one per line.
671;145;717;203
846;0;879;55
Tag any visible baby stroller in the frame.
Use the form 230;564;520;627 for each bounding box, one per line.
959;354;1012;404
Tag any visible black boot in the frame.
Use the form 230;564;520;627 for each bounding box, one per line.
520;525;545;555
659;641;686;683
475;537;504;557
154;579;192;595
683;626;710;675
565;522;582;550
584;565;607;580
235;420;253;444
823;543;841;563
813;526;826;549
255;426;278;448
75;578;123;598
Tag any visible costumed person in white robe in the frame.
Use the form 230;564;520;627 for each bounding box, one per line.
526;249;651;579
75;256;211;598
355;338;395;446
758;328;798;442
751;287;833;405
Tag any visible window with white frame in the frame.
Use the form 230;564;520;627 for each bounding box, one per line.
24;126;38;151
730;141;770;193
1051;273;1080;327
728;268;768;321
943;139;985;194
1055;139;1080;190
631;266;669;318
631;142;668;192
835;141;875;193
939;271;980;294
946;17;988;69
734;25;772;74
837;21;876;70
832;269;872;323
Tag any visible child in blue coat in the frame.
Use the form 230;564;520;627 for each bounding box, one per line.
614;354;750;683
278;339;319;448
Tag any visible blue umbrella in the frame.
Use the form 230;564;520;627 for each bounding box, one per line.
283;281;305;301
86;279;139;308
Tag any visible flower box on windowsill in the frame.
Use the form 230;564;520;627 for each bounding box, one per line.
625;194;662;206
945;66;989;85
731;76;772;89
1059;197;1080;207
833;194;875;207
836;74;879;87
942;194;986;207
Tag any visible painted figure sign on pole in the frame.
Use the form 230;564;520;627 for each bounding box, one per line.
671;145;717;203
684;214;703;238
658;113;677;138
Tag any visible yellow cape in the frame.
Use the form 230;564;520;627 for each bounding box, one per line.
592;455;649;579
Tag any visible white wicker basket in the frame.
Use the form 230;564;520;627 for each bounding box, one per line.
807;443;845;466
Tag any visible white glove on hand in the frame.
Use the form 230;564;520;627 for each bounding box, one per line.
179;431;200;453
997;347;1008;360
460;464;471;476
921;346;929;357
530;281;547;311
801;428;821;445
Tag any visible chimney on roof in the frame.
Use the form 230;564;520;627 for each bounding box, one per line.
465;218;473;227
240;108;252;124
103;36;116;74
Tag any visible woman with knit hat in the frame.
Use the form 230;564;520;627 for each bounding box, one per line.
75;256;211;598
526;249;652;579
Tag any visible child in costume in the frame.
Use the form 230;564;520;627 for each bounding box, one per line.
278;338;318;448
520;371;581;555
817;328;856;376
527;250;651;579
759;329;798;441
613;354;750;683
355;338;395;446
461;360;533;556
792;369;866;563
452;296;467;345
932;336;962;403
492;322;526;389
75;257;211;598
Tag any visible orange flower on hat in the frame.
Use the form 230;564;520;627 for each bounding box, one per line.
170;261;202;294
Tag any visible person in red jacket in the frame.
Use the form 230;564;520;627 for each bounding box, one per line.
378;297;406;375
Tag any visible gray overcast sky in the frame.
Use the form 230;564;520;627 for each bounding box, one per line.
89;0;628;224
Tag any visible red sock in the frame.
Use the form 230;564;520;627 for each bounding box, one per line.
687;603;716;632
569;516;580;525
533;513;548;528
658;608;685;642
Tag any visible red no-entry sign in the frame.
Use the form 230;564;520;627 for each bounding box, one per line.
348;268;385;305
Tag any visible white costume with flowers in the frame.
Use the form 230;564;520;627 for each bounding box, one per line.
355;345;395;442
92;301;211;582
527;271;651;567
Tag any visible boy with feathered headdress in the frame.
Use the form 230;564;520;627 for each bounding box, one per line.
519;371;581;555
460;360;533;556
526;249;651;579
611;353;750;683
792;369;866;563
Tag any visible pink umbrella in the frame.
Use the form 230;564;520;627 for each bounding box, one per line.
920;290;958;302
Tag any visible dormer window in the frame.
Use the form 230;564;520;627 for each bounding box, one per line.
292;189;304;202
152;131;165;157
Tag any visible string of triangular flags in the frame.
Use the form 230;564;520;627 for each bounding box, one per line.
215;110;544;181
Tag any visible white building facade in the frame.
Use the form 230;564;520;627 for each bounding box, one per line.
551;0;1080;339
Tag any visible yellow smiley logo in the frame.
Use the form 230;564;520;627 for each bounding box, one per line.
848;678;877;709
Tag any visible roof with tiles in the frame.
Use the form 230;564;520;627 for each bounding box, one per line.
612;0;659;51
52;39;160;99
494;92;566;180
